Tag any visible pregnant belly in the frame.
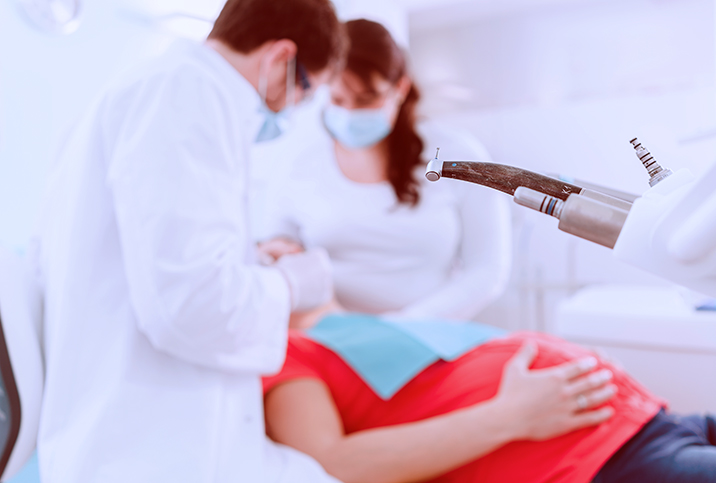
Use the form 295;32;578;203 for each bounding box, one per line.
374;332;664;483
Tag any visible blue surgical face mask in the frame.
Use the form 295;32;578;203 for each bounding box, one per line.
322;104;392;149
255;57;296;143
255;105;291;143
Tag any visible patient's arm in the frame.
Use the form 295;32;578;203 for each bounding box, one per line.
265;343;616;483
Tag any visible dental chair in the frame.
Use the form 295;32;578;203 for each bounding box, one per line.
0;247;44;481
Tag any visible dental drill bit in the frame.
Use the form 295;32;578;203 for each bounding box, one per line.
630;137;672;187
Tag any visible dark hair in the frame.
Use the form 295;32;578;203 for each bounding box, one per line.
344;19;424;206
208;0;346;74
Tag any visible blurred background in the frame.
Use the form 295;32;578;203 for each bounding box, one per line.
3;0;714;329
1;2;715;479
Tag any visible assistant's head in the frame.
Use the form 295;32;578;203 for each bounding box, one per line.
325;19;424;206
208;0;346;112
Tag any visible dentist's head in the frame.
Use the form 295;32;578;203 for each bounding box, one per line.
208;0;347;113
324;19;424;206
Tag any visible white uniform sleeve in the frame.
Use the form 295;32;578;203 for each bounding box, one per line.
106;69;290;374
264;440;342;483
391;184;512;320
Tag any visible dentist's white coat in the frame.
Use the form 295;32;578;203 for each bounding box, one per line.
35;41;340;483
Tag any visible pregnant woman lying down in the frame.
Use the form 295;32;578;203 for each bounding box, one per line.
262;305;716;483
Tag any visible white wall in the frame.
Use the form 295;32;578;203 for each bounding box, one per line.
409;0;716;331
0;0;203;250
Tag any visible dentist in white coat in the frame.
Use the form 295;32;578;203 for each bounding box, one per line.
34;0;346;482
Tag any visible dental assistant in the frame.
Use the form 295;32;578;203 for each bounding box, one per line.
34;1;346;482
260;19;511;320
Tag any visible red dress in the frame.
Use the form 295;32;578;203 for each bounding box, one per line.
263;330;664;483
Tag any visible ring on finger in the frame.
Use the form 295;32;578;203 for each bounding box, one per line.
576;394;588;411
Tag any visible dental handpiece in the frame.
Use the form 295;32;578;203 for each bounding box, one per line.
425;154;633;212
424;139;683;255
424;149;632;249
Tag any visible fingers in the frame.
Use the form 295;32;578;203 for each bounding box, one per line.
258;238;305;262
564;369;613;397
574;384;618;411
506;342;538;371
555;356;598;381
569;406;615;430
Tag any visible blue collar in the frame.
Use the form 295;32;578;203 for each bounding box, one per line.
307;314;506;399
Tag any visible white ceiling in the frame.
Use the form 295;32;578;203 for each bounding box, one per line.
402;0;621;31
397;0;594;11
117;0;610;22
334;0;611;46
114;0;633;40
116;0;225;19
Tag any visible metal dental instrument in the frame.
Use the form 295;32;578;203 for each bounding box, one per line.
426;155;580;200
425;147;632;248
423;138;669;250
425;152;633;211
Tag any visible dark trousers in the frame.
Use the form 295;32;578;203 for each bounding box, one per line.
594;409;716;483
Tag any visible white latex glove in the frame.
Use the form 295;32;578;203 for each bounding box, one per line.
275;248;333;312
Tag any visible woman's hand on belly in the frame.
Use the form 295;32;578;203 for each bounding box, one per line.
495;342;617;441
